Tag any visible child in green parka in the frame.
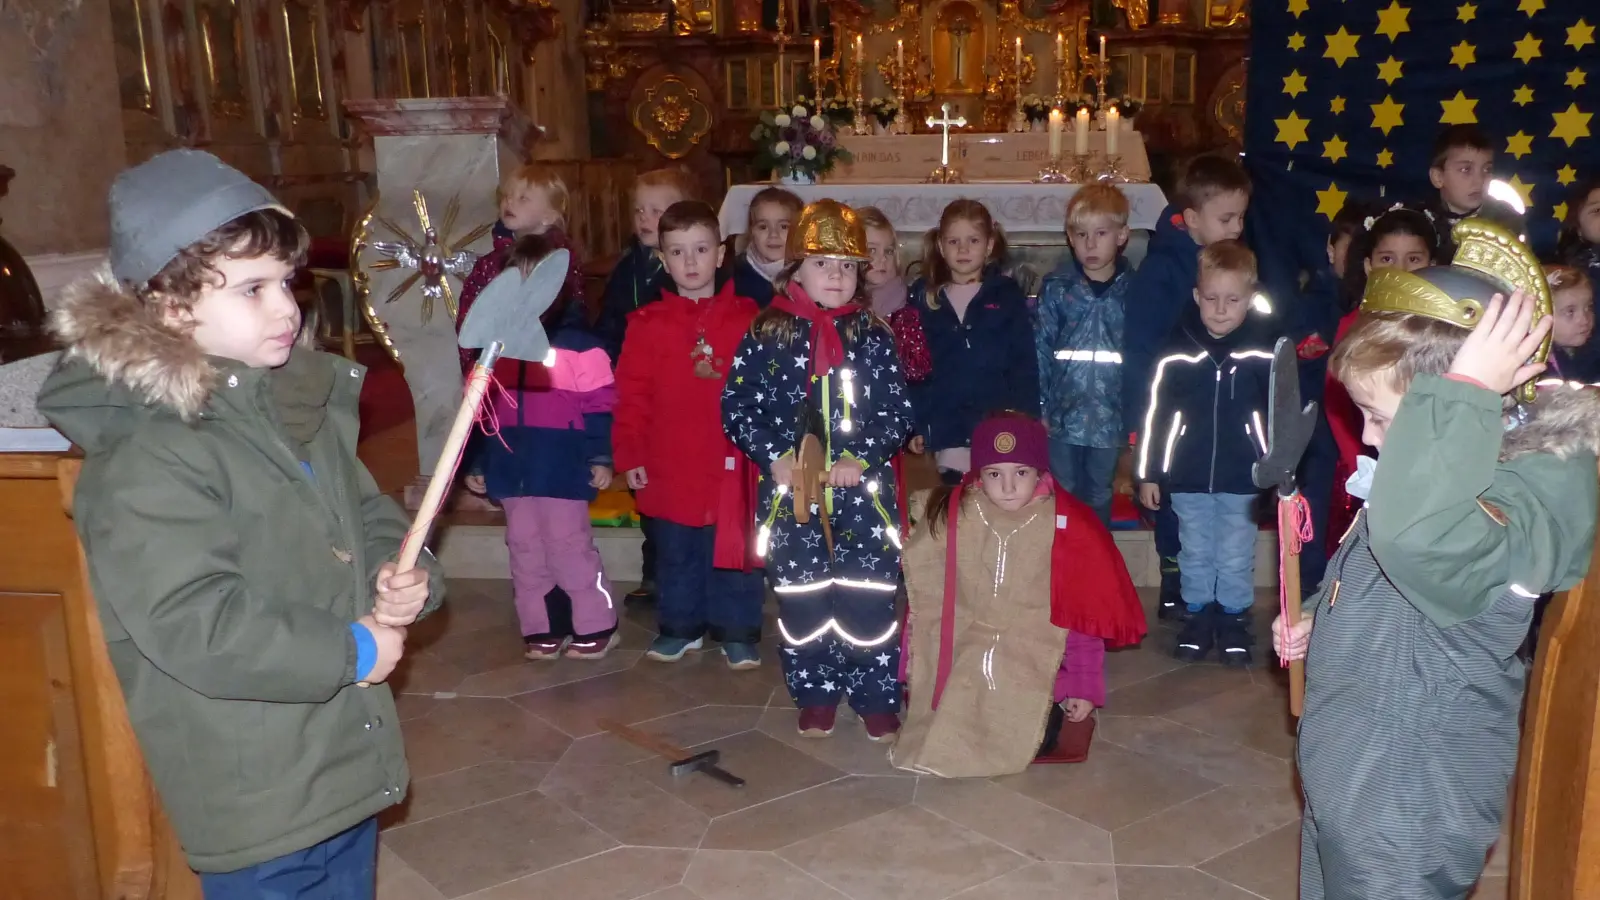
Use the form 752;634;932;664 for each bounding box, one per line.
1274;219;1600;900
36;149;444;897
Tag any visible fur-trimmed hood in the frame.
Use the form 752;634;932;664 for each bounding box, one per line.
1504;381;1600;462
35;269;329;454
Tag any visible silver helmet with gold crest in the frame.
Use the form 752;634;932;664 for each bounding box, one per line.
785;199;870;263
1360;218;1553;402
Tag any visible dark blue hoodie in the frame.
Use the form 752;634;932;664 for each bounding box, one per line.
1133;301;1277;496
907;273;1039;451
1122;205;1201;432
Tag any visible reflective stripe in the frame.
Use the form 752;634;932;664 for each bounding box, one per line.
772;576;900;596
1250;410;1268;455
1053;349;1124;363
1509;584;1539;599
1137;351;1208;479
778;616;900;648
1229;350;1274;361
1160;411;1182;474
597;572;614;609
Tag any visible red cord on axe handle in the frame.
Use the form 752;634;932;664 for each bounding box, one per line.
1276;492;1313;669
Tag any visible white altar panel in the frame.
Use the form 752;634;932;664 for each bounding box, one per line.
831;130;1152;184
719;182;1170;237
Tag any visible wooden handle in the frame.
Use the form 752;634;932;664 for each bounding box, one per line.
1279;500;1306;718
396;365;494;571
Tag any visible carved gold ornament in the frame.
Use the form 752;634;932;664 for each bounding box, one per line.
631;77;713;159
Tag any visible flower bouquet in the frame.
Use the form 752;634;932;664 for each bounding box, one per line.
1061;94;1097;117
868;96;901;129
751;102;853;184
1021;94;1051;124
1106;96;1143;119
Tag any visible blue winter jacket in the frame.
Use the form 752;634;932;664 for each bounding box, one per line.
729;253;778;309
1034;258;1132;449
1133;302;1277;496
908;274;1040;452
597;237;673;361
1122;205;1201;438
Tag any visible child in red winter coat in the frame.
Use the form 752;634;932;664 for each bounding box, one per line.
613;201;767;668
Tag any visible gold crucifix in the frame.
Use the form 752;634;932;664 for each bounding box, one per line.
925;102;967;184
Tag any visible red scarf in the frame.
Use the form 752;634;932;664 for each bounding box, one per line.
771;284;861;379
930;476;1148;709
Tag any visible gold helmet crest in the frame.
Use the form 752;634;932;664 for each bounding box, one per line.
785;199;870;263
1359;218;1552;401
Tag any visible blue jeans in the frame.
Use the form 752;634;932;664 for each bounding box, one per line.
655;520;765;644
1169;492;1257;614
200;818;376;899
1048;441;1120;527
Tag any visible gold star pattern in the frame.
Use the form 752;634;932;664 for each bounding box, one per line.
1331;96;1347;114
1554;203;1568;222
1323;136;1349;163
1371;96;1406;135
1276;111;1312;149
1505;175;1535;209
1316;183;1349;221
1569;19;1596;51
1288;0;1309;16
1289;32;1307;51
1324;27;1360;67
1284;71;1309;98
1375;1;1410;40
1513;34;1543;63
1439;91;1478;125
1558;165;1578;186
1519;0;1543;15
1506;132;1534;159
1514;85;1535;106
1450;40;1476;69
1377;149;1395;168
1377;56;1404;84
1457;2;1476;22
1551;103;1593;147
1569;69;1588;89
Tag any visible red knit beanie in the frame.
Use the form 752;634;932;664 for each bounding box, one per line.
969;412;1050;473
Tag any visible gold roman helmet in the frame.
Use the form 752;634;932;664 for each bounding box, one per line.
1360;218;1553;402
786;199;870;263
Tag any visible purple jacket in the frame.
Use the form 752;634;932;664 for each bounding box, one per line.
1054;630;1107;707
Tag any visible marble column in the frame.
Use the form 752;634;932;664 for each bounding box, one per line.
344;97;525;502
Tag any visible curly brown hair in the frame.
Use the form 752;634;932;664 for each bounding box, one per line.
138;208;307;307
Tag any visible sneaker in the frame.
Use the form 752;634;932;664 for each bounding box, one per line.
645;634;703;662
862;712;901;743
797;706;837;738
1173;606;1217;662
722;642;762;670
1157;557;1187;621
1214;611;1255;667
566;631;621;660
524;637;567;660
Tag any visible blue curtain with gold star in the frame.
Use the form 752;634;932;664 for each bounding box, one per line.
1245;0;1595;286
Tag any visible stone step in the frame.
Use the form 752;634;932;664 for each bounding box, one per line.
434;524;1286;588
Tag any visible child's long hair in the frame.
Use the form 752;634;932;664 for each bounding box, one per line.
920;199;1008;306
503;164;570;227
753;259;883;345
1338;204;1441;314
1557;178;1600;263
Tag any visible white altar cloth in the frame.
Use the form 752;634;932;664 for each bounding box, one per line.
719;182;1170;236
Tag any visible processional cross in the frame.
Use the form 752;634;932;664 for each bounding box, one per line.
924;102;967;184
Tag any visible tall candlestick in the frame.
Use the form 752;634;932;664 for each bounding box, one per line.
1048;108;1064;160
1105;107;1120;156
1075;107;1090;155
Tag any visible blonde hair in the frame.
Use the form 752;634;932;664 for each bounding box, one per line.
503;164;569;224
920;199;1007;305
635;167;698;202
1330;312;1469;394
1065;184;1130;231
1547;264;1592;298
1197;239;1258;287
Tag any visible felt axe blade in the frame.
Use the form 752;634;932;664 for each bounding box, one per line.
457;247;567;363
1252;337;1319;495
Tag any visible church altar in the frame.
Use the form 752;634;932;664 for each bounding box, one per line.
830;130;1151;184
718;181;1169;237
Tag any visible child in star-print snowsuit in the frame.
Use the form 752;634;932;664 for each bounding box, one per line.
722;199;915;742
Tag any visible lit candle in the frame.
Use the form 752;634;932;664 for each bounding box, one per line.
1099;34;1107;67
1074;107;1090;155
896;38;904;91
1048;108;1064;160
1105;107;1120;156
1015;36;1023;79
814;38;822;90
1056;32;1064;62
855;34;863;66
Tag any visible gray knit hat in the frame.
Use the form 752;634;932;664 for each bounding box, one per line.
108;149;289;287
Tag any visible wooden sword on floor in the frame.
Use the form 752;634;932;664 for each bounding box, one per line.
597;719;746;788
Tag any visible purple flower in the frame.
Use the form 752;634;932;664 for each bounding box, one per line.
818;129;836;148
781;125;800;143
